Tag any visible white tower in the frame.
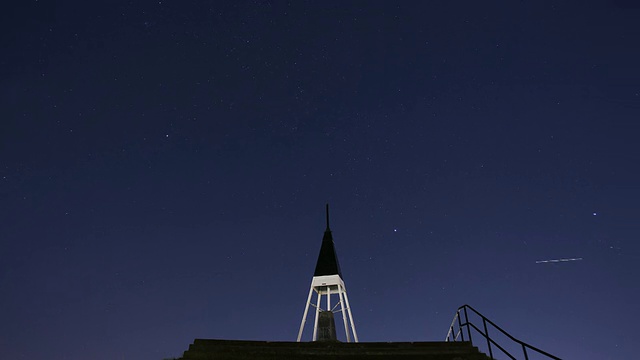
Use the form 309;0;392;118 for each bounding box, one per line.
297;205;358;343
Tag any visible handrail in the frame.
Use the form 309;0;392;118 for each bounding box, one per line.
445;304;561;360
445;311;459;340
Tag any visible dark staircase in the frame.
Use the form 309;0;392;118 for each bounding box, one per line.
179;339;491;359
446;305;561;360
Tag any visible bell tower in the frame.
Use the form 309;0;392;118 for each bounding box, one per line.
297;204;359;342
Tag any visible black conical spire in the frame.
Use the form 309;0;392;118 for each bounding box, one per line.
314;204;343;277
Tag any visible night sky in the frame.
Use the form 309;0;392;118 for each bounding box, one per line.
2;1;639;359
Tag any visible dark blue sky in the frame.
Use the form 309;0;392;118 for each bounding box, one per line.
1;1;639;359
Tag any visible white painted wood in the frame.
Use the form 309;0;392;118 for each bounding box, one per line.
298;274;358;342
297;287;314;342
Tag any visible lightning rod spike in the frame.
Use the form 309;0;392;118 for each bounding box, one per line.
326;203;330;230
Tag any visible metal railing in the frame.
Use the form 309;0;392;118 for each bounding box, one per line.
445;304;561;360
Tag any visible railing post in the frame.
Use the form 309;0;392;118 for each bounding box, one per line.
457;309;465;341
522;344;529;360
483;318;493;359
463;306;472;343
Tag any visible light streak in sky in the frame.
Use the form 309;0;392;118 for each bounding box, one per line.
535;257;583;264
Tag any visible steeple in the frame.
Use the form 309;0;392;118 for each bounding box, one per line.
297;204;358;343
313;205;342;277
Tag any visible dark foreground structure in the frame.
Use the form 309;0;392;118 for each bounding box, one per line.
179;339;490;360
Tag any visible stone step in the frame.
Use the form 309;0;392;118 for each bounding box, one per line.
180;339;491;360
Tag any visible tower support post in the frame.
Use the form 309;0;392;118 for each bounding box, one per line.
297;287;314;342
343;290;359;342
338;284;351;342
312;291;321;341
